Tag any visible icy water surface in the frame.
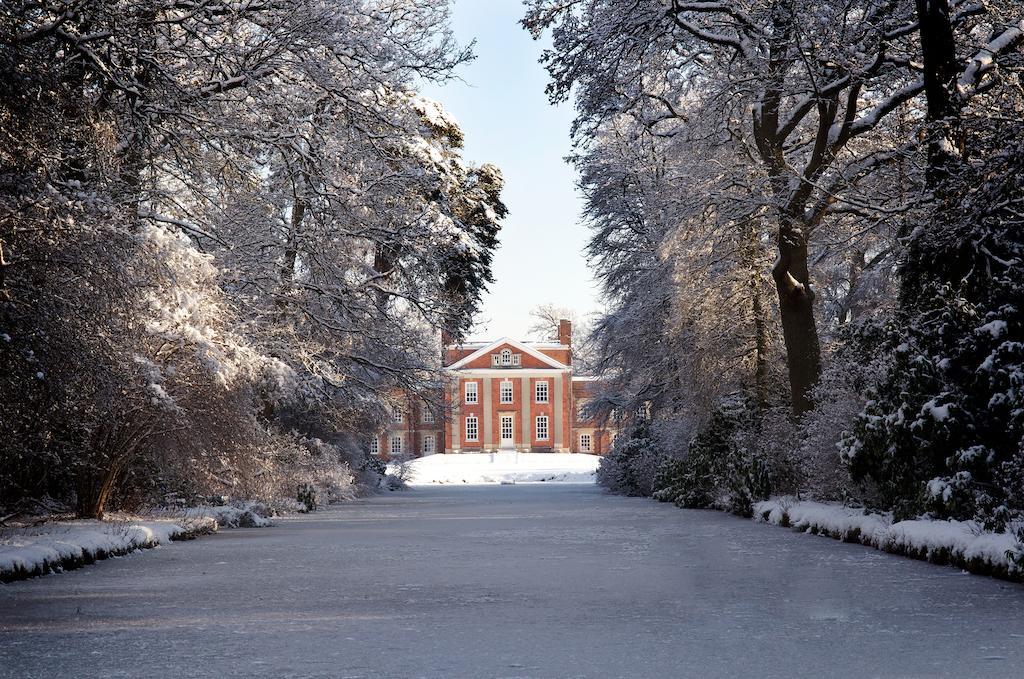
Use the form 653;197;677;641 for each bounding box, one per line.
2;485;1023;678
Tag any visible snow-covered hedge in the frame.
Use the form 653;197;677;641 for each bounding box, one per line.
183;502;274;528
754;499;1024;581
0;516;217;583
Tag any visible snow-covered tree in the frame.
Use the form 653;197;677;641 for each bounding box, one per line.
842;3;1024;523
0;0;503;517
524;0;1019;416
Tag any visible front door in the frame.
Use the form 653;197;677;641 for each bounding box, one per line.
499;415;514;449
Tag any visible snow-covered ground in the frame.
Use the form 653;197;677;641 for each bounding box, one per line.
0;503;275;582
0;515;216;582
2;485;1023;678
754;498;1023;580
391;451;601;485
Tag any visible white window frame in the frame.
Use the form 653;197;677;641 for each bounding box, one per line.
420;405;435;424
500;380;514;404
465;416;479;441
535;415;549;441
369;438;379;455
422;434;435;454
535;380;549;404
500;348;512;366
579;433;592;452
464;381;478;404
390;435;403;455
391;406;404;424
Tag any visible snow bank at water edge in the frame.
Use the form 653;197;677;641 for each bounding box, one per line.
393;452;601;485
0;516;218;583
754;499;1024;581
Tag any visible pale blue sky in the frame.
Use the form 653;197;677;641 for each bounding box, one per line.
422;0;601;341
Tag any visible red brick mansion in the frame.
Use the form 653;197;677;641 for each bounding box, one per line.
369;320;616;459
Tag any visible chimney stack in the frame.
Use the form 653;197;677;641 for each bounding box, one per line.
558;319;572;347
440;328;454;364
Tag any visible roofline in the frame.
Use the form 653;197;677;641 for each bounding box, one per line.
445;337;569;370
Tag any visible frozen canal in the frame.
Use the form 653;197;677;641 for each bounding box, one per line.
2;485;1023;678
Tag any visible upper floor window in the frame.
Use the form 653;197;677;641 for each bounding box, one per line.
491;349;520;367
535;415;549;440
500;380;514;404
369;438;379;455
465;416;479;441
391;406;404;424
464;381;478;404
535;380;549;404
421;405;435;424
576;400;587;420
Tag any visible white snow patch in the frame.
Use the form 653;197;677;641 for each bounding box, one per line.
754;499;1022;576
0;515;217;580
978;319;1007;338
393;452;601;486
922;399;951;421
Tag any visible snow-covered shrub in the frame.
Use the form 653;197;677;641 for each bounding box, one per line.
597;420;665;496
297;484;317;512
842;138;1024;526
795;323;889;503
654;394;757;512
653;394;793;516
383;456;415;491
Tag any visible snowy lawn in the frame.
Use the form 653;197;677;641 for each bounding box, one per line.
754;498;1024;581
392;451;601;485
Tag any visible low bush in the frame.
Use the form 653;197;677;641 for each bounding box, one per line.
597;420;665;496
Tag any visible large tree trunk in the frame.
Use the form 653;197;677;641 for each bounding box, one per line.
915;0;962;194
744;223;771;410
771;219;821;416
902;0;965;305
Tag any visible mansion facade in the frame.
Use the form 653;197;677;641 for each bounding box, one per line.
370;320;616;459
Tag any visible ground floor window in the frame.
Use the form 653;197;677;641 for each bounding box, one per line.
369;438;379;455
423;434;435;454
390;435;402;456
465;416;479;441
535;415;549;440
579;433;592;452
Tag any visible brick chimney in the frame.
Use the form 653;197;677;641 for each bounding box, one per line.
440;328;454;365
558;319;572;346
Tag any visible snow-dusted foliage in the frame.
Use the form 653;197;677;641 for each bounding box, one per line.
0;1;502;518
842;136;1024;526
653;393;789;516
597;420;666;496
526;0;1023;524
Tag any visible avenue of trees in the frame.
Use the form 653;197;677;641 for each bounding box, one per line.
527;0;1023;527
0;1;504;518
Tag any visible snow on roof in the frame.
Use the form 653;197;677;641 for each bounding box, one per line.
446;337;569;370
